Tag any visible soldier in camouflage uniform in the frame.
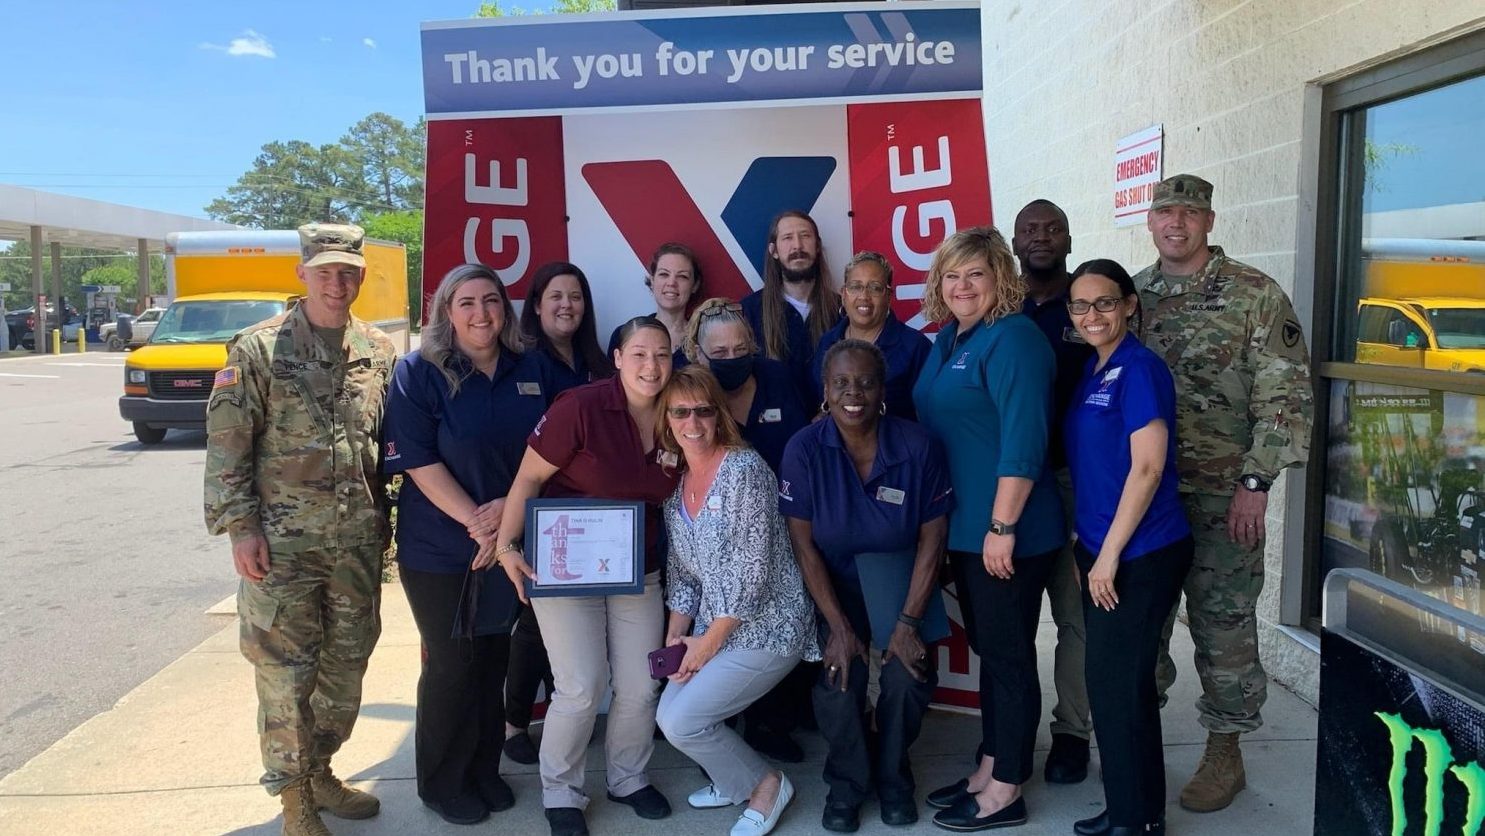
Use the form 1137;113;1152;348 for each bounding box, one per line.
204;223;398;836
1134;175;1312;814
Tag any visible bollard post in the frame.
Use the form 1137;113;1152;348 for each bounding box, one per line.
51;328;61;355
78;328;86;354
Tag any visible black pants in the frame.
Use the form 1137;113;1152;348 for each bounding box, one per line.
813;575;936;806
401;567;512;805
948;547;1058;785
744;660;818;734
1076;537;1193;826
504;604;553;730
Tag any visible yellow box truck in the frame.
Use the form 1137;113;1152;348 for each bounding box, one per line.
119;230;410;444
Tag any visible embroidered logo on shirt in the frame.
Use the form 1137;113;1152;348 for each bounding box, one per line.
875;486;906;505
779;480;793;501
951;351;970;370
213;366;239;388
759;407;782;423
517;381;542;396
1085;366;1122;407
385;441;399;460
534;414;548;436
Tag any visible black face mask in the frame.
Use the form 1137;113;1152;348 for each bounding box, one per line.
708;354;755;391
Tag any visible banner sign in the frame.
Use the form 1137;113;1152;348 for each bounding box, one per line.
846;98;992;331
421;1;981;117
423;117;569;313
1113;124;1162;227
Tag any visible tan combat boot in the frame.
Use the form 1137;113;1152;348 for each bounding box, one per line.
1179;731;1247;812
311;765;381;819
280;780;332;836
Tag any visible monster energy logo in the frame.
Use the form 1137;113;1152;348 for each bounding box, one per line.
1376;712;1485;835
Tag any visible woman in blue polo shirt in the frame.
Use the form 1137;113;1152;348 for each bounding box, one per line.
811;252;932;420
1063;259;1192;836
780;339;953;834
683;297;808;477
913;227;1063;832
383;263;552;825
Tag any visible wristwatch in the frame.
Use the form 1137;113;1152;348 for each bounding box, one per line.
988;519;1017;536
1239;474;1272;492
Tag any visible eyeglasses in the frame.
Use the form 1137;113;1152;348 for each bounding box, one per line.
667;405;718;419
1067;297;1123;315
699;302;744;319
842;282;889;296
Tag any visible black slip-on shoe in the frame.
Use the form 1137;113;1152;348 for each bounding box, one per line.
503;730;539;765
932;796;1028;832
607;785;673;820
926;778;971;810
821;801;861;832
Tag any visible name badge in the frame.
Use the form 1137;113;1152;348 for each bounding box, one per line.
657;450;679;468
759;407;782;423
875;486;906;505
706;494;723;511
517;381;542;396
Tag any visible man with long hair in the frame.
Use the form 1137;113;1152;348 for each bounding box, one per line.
741;210;840;404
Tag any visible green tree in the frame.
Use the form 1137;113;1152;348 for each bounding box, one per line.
361;210;425;327
0;241;163;313
340;113;426;210
206;140;371;228
475;0;614;17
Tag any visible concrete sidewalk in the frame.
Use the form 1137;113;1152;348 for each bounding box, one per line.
0;584;1318;835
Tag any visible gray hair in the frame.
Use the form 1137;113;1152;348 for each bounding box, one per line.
683;297;756;363
420;263;525;395
843;251;894;285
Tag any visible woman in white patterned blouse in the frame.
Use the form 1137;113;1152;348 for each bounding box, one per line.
655;365;820;836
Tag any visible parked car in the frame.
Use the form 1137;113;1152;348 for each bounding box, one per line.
99;308;165;351
11;303;82;349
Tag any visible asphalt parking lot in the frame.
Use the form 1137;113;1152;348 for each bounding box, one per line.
0;348;238;779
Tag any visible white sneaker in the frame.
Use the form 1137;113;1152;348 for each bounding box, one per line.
688;784;739;809
730;773;793;836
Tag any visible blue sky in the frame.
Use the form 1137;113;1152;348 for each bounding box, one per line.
0;0;560;221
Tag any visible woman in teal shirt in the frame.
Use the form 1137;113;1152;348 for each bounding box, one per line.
912;227;1063;833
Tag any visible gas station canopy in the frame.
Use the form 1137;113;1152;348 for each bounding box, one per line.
0;184;236;252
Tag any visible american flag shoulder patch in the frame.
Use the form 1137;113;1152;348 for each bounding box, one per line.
214;366;240;388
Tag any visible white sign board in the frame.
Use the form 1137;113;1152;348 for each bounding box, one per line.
0;283;11;292
1114;124;1163;227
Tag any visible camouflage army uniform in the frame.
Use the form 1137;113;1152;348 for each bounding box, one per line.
204;301;397;794
1135;246;1312;734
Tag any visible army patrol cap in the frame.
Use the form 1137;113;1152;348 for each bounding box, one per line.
298;222;366;268
1150;174;1214;212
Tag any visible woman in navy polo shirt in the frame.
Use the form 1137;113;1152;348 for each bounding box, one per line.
383;264;552;825
682;297;808;477
488;317;680;836
521;261;613;392
507;260;613;766
780;340;952;833
811;252;932;420
682;296;812;762
1063;260;1192;836
913;227;1063;832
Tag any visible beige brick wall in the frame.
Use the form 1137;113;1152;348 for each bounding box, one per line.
979;0;1485;705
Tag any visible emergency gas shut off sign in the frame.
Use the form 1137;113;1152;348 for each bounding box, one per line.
421;2;981;116
1113;124;1163;227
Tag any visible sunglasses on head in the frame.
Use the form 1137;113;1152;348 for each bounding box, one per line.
667;405;718;419
699;302;744;319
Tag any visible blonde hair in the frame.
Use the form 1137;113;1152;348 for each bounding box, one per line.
682;297;756;364
421;263;525;395
657;365;747;469
921;226;1025;325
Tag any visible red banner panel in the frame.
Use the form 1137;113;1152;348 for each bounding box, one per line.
845;99;992;331
423;117;568;320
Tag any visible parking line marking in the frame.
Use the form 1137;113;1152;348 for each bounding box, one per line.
52;362;126;367
0;372;61;378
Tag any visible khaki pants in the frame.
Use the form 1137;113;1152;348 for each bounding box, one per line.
237;542;384;794
530;572;664;809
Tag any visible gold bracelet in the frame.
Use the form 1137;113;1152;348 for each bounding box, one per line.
494;542;523;561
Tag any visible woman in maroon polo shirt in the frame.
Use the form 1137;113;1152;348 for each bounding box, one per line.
485;316;679;836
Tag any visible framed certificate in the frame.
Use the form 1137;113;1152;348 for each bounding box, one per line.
523;498;645;597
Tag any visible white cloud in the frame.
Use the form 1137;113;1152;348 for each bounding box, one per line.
362;37;377;49
319;36;333;43
199;29;276;58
